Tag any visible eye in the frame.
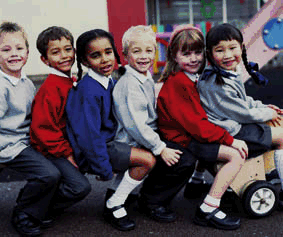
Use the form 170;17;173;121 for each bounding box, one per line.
195;50;203;55
89;53;100;59
65;47;73;52
215;49;223;53
50;50;60;55
1;48;10;52
105;49;113;55
183;51;191;56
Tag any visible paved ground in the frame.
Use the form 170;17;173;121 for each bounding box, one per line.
0;66;282;236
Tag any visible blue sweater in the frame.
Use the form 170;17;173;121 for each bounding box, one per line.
66;73;116;180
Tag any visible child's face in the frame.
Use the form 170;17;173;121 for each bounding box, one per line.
0;32;28;78
212;40;242;71
84;37;115;77
175;49;203;74
125;36;155;75
41;37;75;76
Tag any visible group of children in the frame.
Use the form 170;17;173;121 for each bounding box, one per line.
1;19;283;236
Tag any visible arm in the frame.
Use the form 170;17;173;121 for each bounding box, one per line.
0;87;8;119
207;84;274;123
31;89;73;158
159;78;234;146
113;80;166;156
67;90;113;180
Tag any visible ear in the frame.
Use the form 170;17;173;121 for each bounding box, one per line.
40;55;50;66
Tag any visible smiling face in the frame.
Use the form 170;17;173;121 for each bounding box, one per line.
84;37;115;77
125;36;155;75
212;39;242;71
0;31;29;78
41;37;75;76
175;49;204;74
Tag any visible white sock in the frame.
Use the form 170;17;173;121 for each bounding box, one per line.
106;170;143;218
200;195;226;219
274;149;283;190
189;170;205;184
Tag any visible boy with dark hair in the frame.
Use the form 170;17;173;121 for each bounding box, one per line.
30;26;91;217
0;21;61;236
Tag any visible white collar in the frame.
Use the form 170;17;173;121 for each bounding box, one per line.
49;67;71;78
184;71;199;83
222;65;241;77
0;69;27;86
125;65;152;84
88;68;112;89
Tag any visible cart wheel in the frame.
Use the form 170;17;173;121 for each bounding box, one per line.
242;181;278;218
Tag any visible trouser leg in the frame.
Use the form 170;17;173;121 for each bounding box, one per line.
48;157;91;212
5;146;61;221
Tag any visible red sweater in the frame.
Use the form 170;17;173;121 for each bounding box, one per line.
157;71;234;148
30;74;74;158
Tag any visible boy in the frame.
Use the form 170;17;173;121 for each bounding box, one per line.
112;25;188;222
0;22;61;236
30;26;91;216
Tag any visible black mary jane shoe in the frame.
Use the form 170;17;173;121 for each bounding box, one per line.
193;207;240;230
11;210;42;236
103;204;135;231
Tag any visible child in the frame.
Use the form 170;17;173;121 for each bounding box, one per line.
0;22;61;236
145;24;249;230
112;25;183;222
65;29;156;231
198;23;283;207
30;26;91;216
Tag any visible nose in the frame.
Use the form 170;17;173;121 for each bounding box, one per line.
101;53;109;63
61;50;68;58
10;48;18;56
190;52;197;62
224;49;232;59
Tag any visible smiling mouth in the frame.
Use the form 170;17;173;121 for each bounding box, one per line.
137;62;150;66
8;59;21;64
101;64;113;72
223;60;234;66
60;60;73;66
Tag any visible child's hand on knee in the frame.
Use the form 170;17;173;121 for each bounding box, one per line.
231;139;248;159
160;147;182;166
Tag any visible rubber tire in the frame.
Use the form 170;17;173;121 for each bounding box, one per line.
242;180;278;218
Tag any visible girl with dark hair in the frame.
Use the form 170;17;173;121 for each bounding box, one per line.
153;24;248;230
65;29;156;231
198;23;283;210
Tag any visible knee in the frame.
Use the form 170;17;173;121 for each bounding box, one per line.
76;179;91;198
230;151;245;168
146;153;156;170
41;167;61;187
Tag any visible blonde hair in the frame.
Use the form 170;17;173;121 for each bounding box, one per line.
122;25;156;55
159;27;205;82
0;21;29;49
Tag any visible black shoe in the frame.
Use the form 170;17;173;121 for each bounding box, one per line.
39;216;55;229
193;207;240;230
11;210;42;236
277;190;283;211
184;181;211;199
103;204;135;231
105;188;139;207
138;199;176;223
266;169;281;184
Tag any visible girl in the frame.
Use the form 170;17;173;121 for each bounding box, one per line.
65;29;156;231
198;23;283;208
157;24;248;230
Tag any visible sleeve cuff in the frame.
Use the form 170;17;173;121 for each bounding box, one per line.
152;141;167;156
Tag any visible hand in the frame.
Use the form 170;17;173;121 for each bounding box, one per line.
270;110;282;127
67;155;79;168
231;139;248;159
268;104;283;115
160;147;182;166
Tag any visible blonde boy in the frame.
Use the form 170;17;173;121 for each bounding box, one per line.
112;25;184;222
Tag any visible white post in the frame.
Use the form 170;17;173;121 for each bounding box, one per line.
223;0;227;23
189;0;194;25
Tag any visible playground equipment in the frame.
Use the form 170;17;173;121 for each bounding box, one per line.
153;0;282;81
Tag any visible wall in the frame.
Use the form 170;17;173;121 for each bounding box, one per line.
1;0;109;75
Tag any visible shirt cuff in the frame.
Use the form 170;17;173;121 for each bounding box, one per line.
152;141;167;156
